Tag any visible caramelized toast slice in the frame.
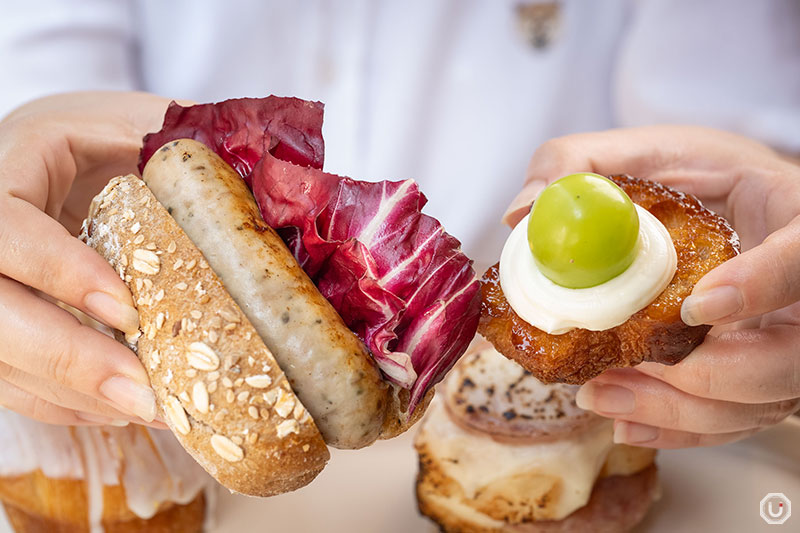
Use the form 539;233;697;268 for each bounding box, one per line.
479;175;739;384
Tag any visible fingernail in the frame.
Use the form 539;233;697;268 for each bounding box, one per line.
576;382;635;415
614;421;659;444
75;411;130;427
502;180;546;226
98;376;156;423
84;291;139;334
681;285;742;326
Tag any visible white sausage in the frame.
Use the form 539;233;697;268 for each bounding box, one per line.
143;139;388;449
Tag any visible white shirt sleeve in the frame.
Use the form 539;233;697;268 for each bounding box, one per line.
0;0;139;118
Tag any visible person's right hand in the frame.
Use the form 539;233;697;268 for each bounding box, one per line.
503;125;800;449
0;92;173;427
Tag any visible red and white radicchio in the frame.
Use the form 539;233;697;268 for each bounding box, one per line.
141;96;480;412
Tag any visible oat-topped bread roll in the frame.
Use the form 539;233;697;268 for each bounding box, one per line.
81;174;329;496
415;343;659;532
0;410;208;533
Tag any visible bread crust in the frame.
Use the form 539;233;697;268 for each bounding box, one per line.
0;471;205;533
81;175;329;496
379;386;434;440
479;175;740;384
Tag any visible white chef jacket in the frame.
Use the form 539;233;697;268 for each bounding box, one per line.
1;0;798;272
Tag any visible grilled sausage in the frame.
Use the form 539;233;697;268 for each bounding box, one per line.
142;139;389;449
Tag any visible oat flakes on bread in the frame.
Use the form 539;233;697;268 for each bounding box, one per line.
81;175;329;497
479;174;740;384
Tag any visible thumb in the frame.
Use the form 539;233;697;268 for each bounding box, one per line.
681;216;800;326
501;179;547;227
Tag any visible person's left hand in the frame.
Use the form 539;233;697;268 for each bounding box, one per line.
504;125;800;448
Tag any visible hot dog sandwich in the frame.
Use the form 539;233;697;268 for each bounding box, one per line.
81;97;480;496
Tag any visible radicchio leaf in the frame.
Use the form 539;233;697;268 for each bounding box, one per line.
139;96;324;179
140;97;480;413
251;155;480;410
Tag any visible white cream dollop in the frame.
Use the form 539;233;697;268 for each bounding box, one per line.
499;205;677;334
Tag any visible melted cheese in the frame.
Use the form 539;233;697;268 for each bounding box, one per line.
418;401;614;521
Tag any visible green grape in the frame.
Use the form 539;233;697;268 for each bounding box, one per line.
527;173;639;288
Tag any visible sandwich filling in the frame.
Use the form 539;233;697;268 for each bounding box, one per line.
421;401;611;521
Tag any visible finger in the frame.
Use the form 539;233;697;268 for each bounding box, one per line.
576;368;800;434
525;125;772;190
502;125;770;227
635;325;800;404
0;361;136;420
0;277;156;422
524;127;688;182
1;94;174;235
501;179;547;227
502;135;596;227
681;217;800;326
0;379;118;426
612;420;761;449
0;197;138;333
72;411;132;426
502;127;677;226
1;91;176;135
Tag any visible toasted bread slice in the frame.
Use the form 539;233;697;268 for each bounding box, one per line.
444;343;599;441
416;453;658;533
479;175;740;384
